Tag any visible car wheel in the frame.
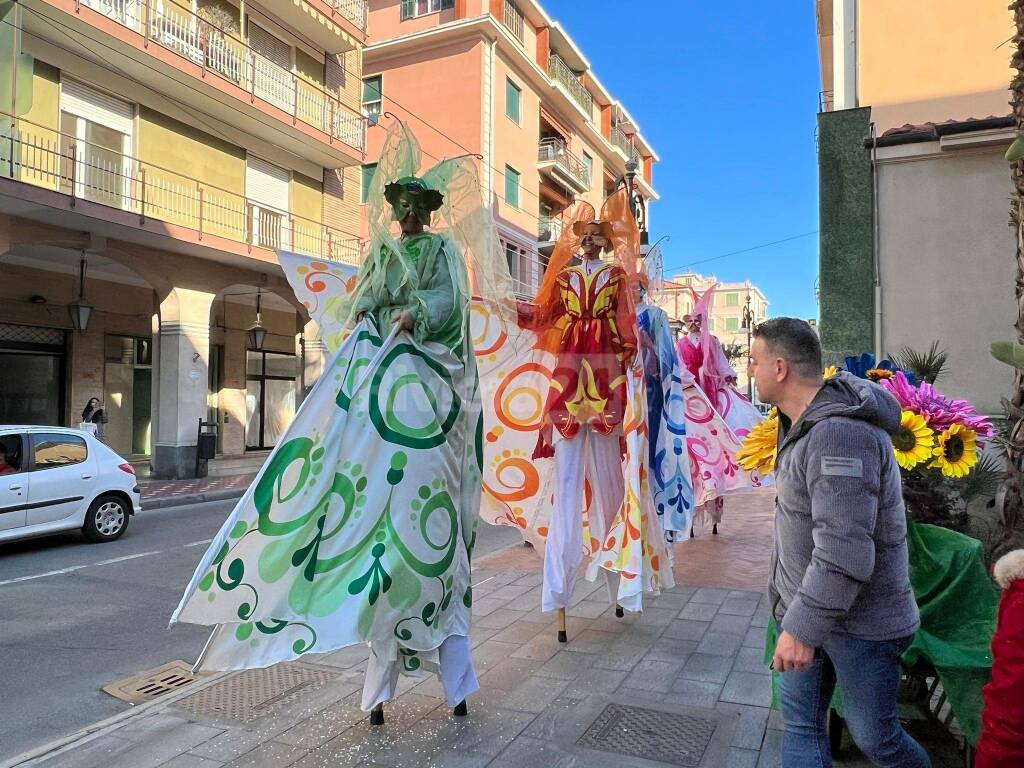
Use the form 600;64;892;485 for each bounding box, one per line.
82;494;130;542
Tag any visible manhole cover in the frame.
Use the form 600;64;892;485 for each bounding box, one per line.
173;663;338;724
103;661;203;704
577;704;717;767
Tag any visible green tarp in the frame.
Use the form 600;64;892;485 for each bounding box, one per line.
764;522;998;744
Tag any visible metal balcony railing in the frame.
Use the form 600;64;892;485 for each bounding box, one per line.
501;0;524;43
538;212;563;243
78;0;366;152
0;115;362;264
547;53;593;115
538;137;589;187
819;89;834;113
325;0;368;32
611;125;639;160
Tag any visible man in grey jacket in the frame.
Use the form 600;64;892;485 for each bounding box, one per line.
750;318;929;768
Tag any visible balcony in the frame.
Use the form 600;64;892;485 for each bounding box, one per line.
501;0;524;44
538;212;563;244
611;125;639;161
260;0;367;51
547;53;593;116
537;137;589;194
25;0;366;168
0;115;362;265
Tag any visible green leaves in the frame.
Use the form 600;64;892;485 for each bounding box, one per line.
992;341;1024;372
1007;135;1024;163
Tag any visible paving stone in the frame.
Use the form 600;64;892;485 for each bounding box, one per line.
479;657;544;690
680;652;735;684
637;606;678;627
663;679;723;709
750;608;772;629
510;632;563;662
719;598;761;618
767;708;785;731
664;618;711;641
718;704;770;751
644;636;699;663
471;640;521;671
491;620;552;645
697;630;745;657
486;735;584;768
591;643;647;672
501;588;544;612
474;608;529;630
757;727;783;767
535;650;595;680
189;726;292;763
561;667;628;698
679;601;719;621
710;613;753;636
160;755;224;768
720;672;773;708
222;741;309;768
274;698;367;749
733;645;770;674
557;628;618;654
691;587;731;605
470;596;509;618
487;675;570;714
317;645;370;669
567;599;610;619
743;625;768;649
725;747;761;768
513;572;543;587
623;658;686;694
647;591;691;610
32;736;137;768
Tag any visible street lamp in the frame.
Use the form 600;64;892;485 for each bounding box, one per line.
67;254;95;332
247;290;267;351
741;290;754;400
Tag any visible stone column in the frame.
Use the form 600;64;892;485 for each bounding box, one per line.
152;287;215;479
300;319;326;402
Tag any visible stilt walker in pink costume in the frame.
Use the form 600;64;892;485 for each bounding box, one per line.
677;283;766;534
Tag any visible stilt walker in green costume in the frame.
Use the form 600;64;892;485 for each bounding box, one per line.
171;121;517;725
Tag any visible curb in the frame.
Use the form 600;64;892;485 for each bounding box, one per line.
140;488;245;511
1;670;231;768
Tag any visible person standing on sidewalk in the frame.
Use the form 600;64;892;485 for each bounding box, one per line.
749;318;930;768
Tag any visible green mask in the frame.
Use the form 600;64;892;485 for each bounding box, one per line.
384;176;444;226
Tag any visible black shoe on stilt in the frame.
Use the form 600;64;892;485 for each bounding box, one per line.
690;526;695;539
615;606;624;618
369;704;385;726
453;700;468;717
557;629;567;643
712;524;719;535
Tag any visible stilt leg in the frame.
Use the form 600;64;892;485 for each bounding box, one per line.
557;608;567;643
453;700;468;717
690;525;695;539
712;523;719;535
369;702;384;726
615;605;624;618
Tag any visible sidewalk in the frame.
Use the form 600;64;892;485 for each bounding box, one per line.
139;474;255;510
10;491;963;768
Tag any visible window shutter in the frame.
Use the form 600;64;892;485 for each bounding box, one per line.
61;79;134;135
400;0;415;20
246;156;289;211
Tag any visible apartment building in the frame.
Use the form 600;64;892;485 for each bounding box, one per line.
361;0;658;296
817;0;1016;414
0;0;369;476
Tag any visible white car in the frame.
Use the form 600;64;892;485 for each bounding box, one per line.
0;426;142;545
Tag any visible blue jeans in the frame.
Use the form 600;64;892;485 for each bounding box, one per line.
779;632;931;768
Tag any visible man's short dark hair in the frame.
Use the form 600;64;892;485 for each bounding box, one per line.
753;317;822;380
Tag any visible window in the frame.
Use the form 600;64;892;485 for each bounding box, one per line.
503;239;533;296
400;0;454;20
504;165;520;208
0;434;24;475
361;163;377;204
362;76;382;117
505;78;521;123
582;151;593;187
726;317;740;332
59;80;133;209
32;433;87;470
725;292;739;307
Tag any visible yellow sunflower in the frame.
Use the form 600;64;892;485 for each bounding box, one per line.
866;368;895;382
931;423;979;479
823;366;841;379
891;410;934;470
737;409;779;474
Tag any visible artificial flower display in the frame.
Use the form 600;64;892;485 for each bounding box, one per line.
736;408;779;474
893;410;935;470
931;423;980;479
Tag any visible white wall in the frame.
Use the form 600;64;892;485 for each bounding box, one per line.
876;138;1016;415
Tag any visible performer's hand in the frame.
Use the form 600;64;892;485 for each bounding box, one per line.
394;310;415;331
772;630;815;673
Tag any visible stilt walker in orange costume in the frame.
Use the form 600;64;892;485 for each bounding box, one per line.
517;190;671;640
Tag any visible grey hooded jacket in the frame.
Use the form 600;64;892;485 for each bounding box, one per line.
769;372;920;647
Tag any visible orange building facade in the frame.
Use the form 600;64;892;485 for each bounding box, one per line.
362;0;658;296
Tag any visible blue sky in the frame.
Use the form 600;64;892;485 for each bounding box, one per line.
543;0;822;319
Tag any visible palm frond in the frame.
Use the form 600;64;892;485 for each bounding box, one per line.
892;341;950;384
954;451;1007;503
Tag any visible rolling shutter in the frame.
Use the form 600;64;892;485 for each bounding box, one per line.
245;156;289;212
60;79;133;135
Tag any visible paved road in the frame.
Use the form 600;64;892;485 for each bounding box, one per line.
0;498;522;763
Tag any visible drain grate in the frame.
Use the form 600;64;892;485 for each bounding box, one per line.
577;703;718;767
172;663;339;724
103;661;202;704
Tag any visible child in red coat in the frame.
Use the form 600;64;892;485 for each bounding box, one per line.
976;548;1024;768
